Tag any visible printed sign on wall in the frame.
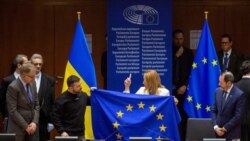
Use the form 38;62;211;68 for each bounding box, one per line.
108;0;172;93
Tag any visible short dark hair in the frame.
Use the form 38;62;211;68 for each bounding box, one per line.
19;63;36;75
240;60;250;75
222;71;234;83
221;33;232;42
173;29;184;37
67;75;80;87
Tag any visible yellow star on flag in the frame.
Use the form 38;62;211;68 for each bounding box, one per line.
116;133;122;140
138;101;145;109
116;110;124;118
126;104;133;111
212;59;218;66
187;95;193;102
149;105;156;112
202;57;207;64
206;105;211;112
159;124;167;132
192;62;198;69
113;121;120;129
196;103;202;110
156;113;164;120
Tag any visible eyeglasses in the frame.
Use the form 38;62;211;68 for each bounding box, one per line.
221;42;230;45
24;74;35;79
33;63;43;66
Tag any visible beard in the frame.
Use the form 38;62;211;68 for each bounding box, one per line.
173;45;181;53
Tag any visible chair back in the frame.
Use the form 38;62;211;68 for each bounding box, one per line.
186;118;215;141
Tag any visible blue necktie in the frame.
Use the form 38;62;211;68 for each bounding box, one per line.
222;91;227;108
223;53;228;71
26;84;33;103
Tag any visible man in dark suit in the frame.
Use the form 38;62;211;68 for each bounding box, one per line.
30;53;55;141
6;63;40;141
0;54;28;132
172;29;194;141
235;60;250;141
217;33;243;82
212;72;246;141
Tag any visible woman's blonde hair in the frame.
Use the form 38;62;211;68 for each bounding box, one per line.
143;70;164;95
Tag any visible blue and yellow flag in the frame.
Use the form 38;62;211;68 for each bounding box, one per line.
184;20;220;118
91;89;181;141
62;19;97;138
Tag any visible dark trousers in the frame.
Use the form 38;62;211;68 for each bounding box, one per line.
175;93;188;141
241;123;250;141
39;113;50;141
178;108;188;141
3;117;8;133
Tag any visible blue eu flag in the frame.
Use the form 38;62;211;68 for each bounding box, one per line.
184;20;221;118
91;89;181;141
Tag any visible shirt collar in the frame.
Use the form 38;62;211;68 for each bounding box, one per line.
225;84;233;94
14;72;20;79
224;49;232;57
36;72;41;79
242;75;250;79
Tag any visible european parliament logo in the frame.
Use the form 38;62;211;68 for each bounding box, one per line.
123;5;159;25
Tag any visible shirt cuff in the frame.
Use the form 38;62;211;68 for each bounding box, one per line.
222;127;227;132
213;125;219;130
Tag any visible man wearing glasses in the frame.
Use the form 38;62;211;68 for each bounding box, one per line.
217;33;243;82
6;63;40;141
30;53;55;141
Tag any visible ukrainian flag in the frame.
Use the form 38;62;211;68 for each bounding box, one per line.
62;19;97;138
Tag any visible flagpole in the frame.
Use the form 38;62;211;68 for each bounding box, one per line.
77;11;81;20
204;11;208;20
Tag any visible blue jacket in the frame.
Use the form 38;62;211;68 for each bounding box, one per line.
212;85;246;139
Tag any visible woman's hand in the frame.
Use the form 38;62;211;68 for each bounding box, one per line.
124;77;131;92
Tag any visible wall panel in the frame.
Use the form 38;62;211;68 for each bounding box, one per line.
224;6;250;55
0;5;54;78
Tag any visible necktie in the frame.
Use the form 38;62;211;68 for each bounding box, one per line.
222;91;227;108
223;53;228;71
26;84;33;103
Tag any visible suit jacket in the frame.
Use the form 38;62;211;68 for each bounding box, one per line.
38;73;55;118
37;73;55;141
212;86;246;139
6;78;40;139
235;77;250;124
0;74;16;117
217;49;243;82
